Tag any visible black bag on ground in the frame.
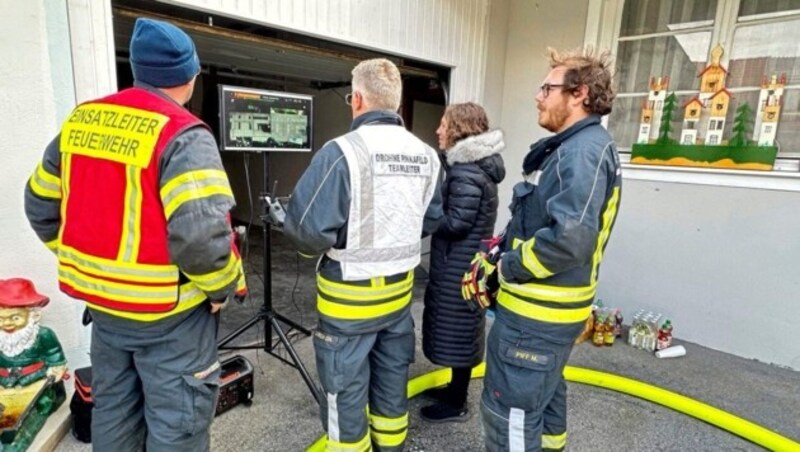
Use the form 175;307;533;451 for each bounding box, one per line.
69;366;93;443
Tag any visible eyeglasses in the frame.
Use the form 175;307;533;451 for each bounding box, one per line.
345;93;354;105
539;83;566;98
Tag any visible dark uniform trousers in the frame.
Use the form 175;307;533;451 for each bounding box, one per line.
481;308;571;452
90;305;220;452
315;310;415;452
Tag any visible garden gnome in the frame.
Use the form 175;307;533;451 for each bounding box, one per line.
0;278;67;450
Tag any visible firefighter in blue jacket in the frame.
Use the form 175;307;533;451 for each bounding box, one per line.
283;59;443;451
481;48;622;451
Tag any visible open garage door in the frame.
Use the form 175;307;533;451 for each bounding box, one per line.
111;1;449;223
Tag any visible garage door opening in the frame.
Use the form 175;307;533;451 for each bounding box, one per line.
111;0;450;223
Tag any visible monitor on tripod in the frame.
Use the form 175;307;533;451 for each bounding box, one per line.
218;85;313;153
216;84;321;404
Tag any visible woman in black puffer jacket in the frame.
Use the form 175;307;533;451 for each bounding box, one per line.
421;103;505;422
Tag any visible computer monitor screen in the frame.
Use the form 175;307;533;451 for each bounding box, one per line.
219;85;313;152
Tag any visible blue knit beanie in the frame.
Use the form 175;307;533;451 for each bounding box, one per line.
129;18;200;87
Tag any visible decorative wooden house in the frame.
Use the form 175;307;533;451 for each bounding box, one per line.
680;97;703;145
637;76;670;144
698;45;727;96
754;74;786;146
705;88;732;145
631;44;777;171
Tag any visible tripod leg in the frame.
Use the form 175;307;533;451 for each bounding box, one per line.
274;312;312;336
270;316;322;405
217;310;267;349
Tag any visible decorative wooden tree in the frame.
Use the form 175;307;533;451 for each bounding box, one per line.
730;103;753;147
656;92;679;145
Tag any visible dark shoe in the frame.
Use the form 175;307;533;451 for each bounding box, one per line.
421;386;450;403
420;402;470;424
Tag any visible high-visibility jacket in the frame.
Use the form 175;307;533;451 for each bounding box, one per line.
29;87;244;321
327;125;440;281
498;115;621;333
283;111;443;333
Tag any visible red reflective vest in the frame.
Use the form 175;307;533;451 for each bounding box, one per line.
56;87;217;321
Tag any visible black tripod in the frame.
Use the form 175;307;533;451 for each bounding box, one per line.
218;152;321;405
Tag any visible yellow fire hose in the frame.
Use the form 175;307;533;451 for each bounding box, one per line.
307;363;800;451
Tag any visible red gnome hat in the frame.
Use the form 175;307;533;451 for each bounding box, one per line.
0;278;50;308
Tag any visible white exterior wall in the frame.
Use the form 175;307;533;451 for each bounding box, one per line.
162;0;490;103
0;1;91;368
490;0;590;230
599;179;800;370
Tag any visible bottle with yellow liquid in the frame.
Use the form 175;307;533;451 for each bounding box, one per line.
603;315;616;346
592;313;606;346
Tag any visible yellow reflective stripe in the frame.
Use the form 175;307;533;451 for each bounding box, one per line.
235;267;247;292
57;153;71;243
499;278;596;303
512;238;523;249
317;292;412;320
118;165;143;262
58;245;178;283
29;162;62;199
542;431;567;449
160;170;233;219
370;428;407;447
325;431;371;452
183;253;241;292
369;412;408;431
521;238;554;279
591;187;620;282
317;274;413;300
85;282;207;322
45;239;59;253
497;291;592;323
58;266;177;303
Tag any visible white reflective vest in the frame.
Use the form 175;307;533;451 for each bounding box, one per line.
327;125;440;281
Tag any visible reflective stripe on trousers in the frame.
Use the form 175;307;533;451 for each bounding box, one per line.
315;311;414;451
481;316;574;451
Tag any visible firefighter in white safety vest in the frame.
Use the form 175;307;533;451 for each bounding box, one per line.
284;58;443;451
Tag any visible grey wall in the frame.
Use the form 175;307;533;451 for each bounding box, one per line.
490;0;589;229
599;179;800;369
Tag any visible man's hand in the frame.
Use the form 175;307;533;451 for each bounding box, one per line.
210;301;225;314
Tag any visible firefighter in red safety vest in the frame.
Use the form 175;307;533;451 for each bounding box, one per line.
24;18;245;451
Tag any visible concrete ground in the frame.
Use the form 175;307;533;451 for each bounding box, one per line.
55;234;800;451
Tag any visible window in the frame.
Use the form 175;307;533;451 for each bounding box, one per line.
607;0;800;171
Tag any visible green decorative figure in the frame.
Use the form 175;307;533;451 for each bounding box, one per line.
0;279;67;451
656;92;679;145
730;103;753;147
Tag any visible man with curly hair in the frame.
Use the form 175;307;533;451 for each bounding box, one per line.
481;47;622;451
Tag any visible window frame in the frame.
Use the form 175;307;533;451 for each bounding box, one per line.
585;0;800;191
